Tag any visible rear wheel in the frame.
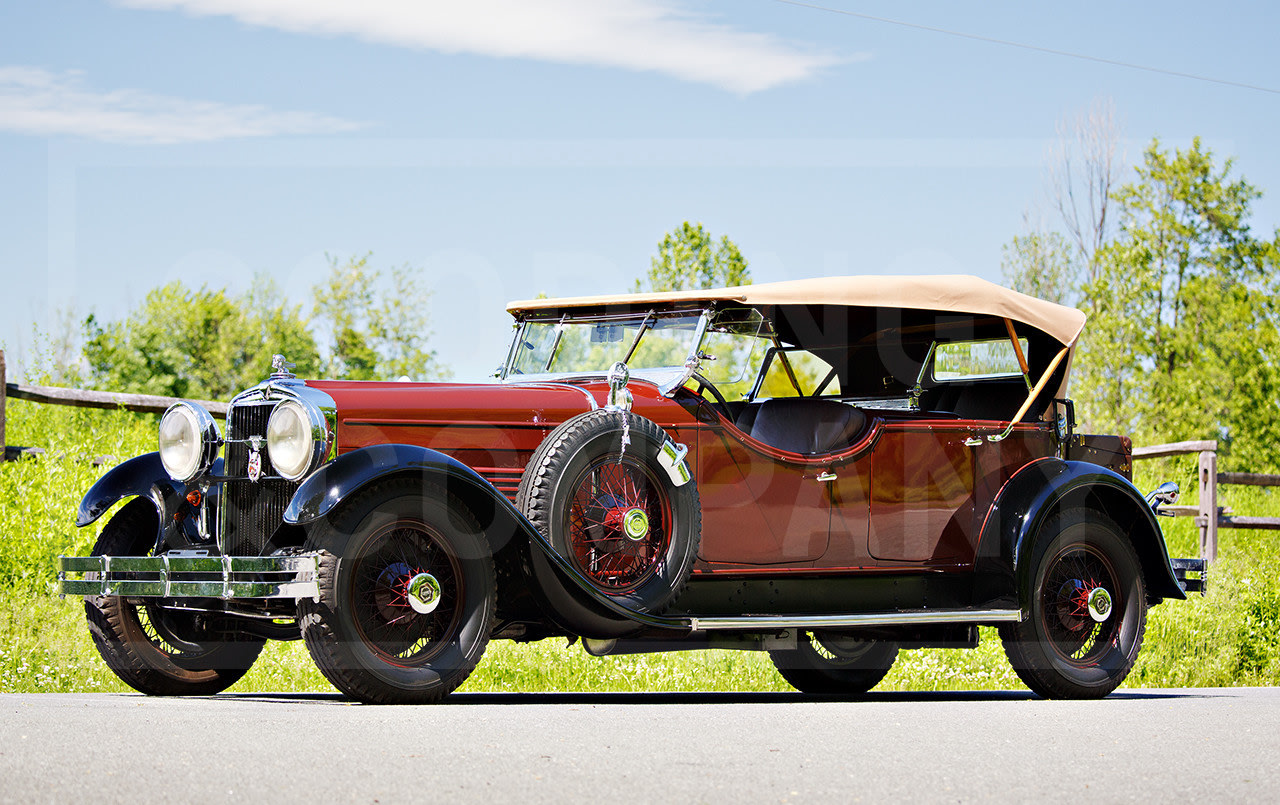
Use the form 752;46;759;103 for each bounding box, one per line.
298;478;496;704
999;507;1147;699
84;498;264;696
770;631;899;694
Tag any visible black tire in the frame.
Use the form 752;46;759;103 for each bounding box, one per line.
297;477;496;704
84;498;265;696
770;631;899;694
517;409;701;614
999;507;1147;699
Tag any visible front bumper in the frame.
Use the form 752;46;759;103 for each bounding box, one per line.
57;553;320;600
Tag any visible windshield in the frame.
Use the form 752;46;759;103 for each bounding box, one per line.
505;311;706;377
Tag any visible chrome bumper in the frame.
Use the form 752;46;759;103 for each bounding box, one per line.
57;553;320;601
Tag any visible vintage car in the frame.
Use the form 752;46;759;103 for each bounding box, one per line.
58;275;1204;702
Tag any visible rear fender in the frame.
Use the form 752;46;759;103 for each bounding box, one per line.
973;458;1185;608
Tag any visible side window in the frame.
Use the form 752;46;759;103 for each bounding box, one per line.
758;349;840;398
932;338;1028;382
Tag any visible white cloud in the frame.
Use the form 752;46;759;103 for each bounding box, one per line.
117;0;845;93
0;66;365;143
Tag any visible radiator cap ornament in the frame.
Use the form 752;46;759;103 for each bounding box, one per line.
271;354;296;379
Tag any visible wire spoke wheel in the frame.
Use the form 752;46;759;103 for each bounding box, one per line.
1040;545;1119;665
83;497;264;696
566;457;673;593
769;630;899;695
518;409;701;628
349;521;463;665
299;479;496;704
999;507;1146;699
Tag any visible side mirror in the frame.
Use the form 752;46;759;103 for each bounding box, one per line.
1146;481;1180;515
1054;398;1076;443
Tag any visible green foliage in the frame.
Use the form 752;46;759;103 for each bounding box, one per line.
1000;230;1078;306
312;254;449;381
1074;138;1280;470
82;276;319;400
636;221;751;292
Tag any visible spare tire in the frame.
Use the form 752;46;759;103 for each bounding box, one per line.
517;409;701;617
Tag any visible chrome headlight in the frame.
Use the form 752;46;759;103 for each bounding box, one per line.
266;399;326;481
158;403;220;482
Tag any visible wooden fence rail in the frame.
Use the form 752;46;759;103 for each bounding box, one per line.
1132;439;1280;563
0;349;226;461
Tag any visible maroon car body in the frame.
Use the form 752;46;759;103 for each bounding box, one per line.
60;275;1201;702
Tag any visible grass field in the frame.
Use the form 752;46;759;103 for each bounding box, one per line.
2;399;1278;696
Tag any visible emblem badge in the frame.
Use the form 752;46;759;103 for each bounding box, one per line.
247;449;262;483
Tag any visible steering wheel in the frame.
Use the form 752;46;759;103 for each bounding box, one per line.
689;372;736;424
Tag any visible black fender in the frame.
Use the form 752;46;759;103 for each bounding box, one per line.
973;458;1185;610
285;444;514;536
284;444;674;639
75;452;204;551
972;455;1182;606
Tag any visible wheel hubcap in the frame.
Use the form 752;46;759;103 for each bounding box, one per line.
1087;586;1112;622
406;572;442;614
621;508;649;541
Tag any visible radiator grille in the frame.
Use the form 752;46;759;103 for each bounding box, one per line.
221;401;300;556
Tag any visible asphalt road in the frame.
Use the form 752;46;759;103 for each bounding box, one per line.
3;688;1278;804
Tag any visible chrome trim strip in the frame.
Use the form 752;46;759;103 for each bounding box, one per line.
687;609;1024;631
57;554;320;601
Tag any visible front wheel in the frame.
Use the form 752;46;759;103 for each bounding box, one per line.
84;498;265;696
769;631;899;694
999;507;1147;699
298;478;496;704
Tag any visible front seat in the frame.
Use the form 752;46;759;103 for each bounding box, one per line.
747;398;866;455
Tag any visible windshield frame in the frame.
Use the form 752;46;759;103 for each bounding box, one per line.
500;308;713;386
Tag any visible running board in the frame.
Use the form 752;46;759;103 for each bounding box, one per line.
58;550;1024;632
687;609;1023;631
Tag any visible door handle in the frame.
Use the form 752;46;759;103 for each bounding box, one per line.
816;471;837;483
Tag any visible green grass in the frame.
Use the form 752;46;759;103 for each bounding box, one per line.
2;398;1278;695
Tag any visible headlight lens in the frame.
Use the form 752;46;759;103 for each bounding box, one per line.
158;403;218;481
266;400;320;480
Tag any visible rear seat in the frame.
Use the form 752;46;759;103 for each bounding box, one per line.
736;398;867;455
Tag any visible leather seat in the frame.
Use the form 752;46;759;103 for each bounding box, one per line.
745;398;866;455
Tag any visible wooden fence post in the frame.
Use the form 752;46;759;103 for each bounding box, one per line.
1;349;6;459
1198;450;1218;562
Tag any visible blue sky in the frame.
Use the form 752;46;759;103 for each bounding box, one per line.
2;0;1277;383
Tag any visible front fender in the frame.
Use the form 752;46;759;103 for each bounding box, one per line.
282;444;511;526
973;458;1185;608
283;443;678;638
77;453;185;528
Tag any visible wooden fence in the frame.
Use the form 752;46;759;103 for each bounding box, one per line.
0;349;226;462
1133;440;1280;563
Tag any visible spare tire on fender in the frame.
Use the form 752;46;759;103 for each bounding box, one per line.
517;409;701;622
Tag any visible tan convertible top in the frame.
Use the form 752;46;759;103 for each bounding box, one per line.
508;275;1087;348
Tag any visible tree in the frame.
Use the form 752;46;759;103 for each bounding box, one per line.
1075;137;1280;470
83;276;319;400
1000;98;1119;306
1049;96;1122;288
635;222;750;292
1000;225;1077;305
311;254;449;381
